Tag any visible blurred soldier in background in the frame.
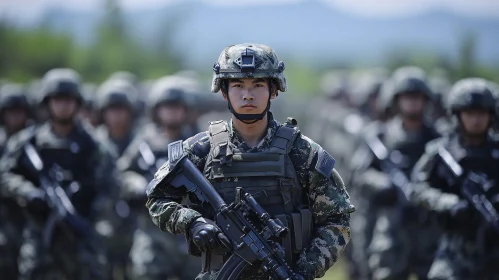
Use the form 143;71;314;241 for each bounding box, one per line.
350;66;441;280
118;77;201;280
0;83;32;279
0;68;120;280
411;78;499;279
94;78;139;279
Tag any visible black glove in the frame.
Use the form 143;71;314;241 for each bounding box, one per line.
25;189;50;220
188;218;231;253
373;185;399;206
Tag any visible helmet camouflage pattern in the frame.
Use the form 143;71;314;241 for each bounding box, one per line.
447;77;496;114
211;43;286;93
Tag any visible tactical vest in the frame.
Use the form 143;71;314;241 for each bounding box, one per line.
28;124;99;218
200;119;312;272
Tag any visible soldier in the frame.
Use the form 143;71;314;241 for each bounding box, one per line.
119;78;200;280
0;83;32;279
351;66;441;280
411;78;499;279
94;79;138;279
0;68;119;280
95;79;137;157
146;43;355;280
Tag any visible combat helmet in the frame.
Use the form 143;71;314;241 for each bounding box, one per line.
447;78;496;115
212;43;286;122
389;66;433;105
39;68;82;105
96;79;137;111
0;83;30;112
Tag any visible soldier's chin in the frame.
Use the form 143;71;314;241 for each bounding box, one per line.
52;116;74;125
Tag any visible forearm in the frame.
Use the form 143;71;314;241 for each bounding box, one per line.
411;181;459;213
146;197;202;235
296;213;351;279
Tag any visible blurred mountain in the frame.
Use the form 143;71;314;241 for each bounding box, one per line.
17;1;499;68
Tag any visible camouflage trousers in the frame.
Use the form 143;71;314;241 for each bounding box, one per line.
18;224;108;280
129;224;201;280
368;206;440;280
428;231;499;280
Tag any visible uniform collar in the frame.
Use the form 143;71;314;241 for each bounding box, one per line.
228;112;280;151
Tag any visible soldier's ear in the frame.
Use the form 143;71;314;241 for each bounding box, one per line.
222;92;228;101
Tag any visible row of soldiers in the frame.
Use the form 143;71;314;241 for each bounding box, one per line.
305;66;499;279
0;69;232;279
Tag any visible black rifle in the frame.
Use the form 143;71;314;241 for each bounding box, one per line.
138;140;167;181
437;146;499;234
364;133;412;202
157;140;302;280
23;143;104;278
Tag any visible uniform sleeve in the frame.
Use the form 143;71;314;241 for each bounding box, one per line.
410;148;460;213
291;136;355;279
146;132;210;235
0;132;38;201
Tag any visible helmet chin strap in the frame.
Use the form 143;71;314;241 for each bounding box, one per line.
227;94;271;124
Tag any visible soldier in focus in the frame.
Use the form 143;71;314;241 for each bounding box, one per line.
146;43;355;280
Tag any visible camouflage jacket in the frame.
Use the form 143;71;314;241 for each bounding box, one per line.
146;113;355;279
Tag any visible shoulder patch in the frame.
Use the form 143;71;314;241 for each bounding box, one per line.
168;140;184;168
315;147;336;178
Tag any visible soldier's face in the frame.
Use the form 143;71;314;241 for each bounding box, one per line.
397;93;426;118
48;96;78;122
2;107;28;131
103;106;132;129
460;109;491;135
156;103;186;128
225;78;276;115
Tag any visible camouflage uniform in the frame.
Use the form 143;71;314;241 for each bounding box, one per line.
0;83;31;279
411;78;499;280
119;79;201;280
0;69;119;280
351;67;441;280
146;43;355;280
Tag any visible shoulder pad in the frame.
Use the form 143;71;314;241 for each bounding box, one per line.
315;147;336;178
186;131;209;146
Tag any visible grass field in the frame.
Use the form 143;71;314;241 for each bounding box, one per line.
322;258;349;280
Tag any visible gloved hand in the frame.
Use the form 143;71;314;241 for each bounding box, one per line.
189;218;231;253
25;189;50;220
373;185;399;206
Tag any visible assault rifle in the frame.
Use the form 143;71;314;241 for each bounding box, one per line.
437;146;499;234
23;143;104;278
157;140;302;280
364;133;412;201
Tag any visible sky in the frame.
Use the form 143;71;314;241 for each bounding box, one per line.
1;0;498;22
